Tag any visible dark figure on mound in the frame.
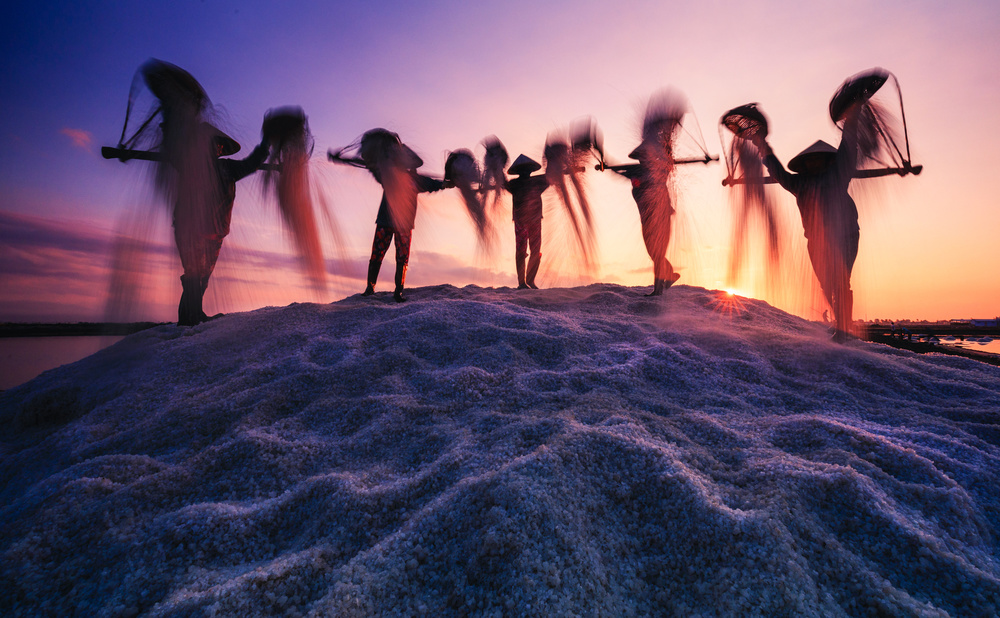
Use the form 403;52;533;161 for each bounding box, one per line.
110;59;270;326
610;144;680;296
357;129;443;302
753;109;861;342
173;127;269;325
506;154;549;289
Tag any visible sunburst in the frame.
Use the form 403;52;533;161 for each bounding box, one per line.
709;289;748;317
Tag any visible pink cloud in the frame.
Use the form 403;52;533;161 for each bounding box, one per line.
61;128;93;151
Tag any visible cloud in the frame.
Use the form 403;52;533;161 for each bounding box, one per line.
60;128;93;151
407;250;510;288
0;211;111;258
0;212;118;320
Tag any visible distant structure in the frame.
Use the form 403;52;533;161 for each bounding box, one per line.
971;318;1000;328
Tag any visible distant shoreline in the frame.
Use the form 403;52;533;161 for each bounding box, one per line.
0;322;168;338
864;334;1000;367
3;321;999;367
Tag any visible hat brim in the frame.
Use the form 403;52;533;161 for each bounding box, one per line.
203;123;241;156
214;135;241;157
787;140;838;173
401;145;423;169
507;163;541;175
788;152;835;173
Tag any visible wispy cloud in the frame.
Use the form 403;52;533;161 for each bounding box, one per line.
408;250;510;288
60;128;93;152
0;211;371;321
0;211;111;259
0;211;116;320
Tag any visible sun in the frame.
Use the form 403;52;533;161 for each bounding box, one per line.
710;288;748;316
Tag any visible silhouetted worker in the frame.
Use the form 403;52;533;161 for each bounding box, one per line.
174;126;269;325
107;59;272;326
753;108;862;342
358;129;443;302
610;144;679;296
506;154;549;289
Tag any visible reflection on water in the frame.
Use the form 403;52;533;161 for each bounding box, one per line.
0;337;123;391
936;338;1000;356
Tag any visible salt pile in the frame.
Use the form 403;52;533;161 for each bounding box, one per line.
1;284;998;616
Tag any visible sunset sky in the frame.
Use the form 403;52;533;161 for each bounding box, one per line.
2;0;998;323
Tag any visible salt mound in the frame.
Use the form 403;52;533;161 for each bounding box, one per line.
1;284;998;616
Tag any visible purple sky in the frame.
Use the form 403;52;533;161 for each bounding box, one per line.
2;1;999;322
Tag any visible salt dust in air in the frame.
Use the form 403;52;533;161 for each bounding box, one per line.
103;62;337;325
262;106;332;293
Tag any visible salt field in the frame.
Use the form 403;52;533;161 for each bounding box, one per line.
1;284;998;616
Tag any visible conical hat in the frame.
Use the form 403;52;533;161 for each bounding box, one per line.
629;141;662;161
360;128;400;166
507;154;541;175
400;144;423;169
142;58;208;111
788;140;837;173
204;123;240;156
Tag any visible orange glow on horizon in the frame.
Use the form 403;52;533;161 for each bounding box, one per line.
3;3;999;323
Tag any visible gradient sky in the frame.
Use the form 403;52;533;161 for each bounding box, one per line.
2;0;998;323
